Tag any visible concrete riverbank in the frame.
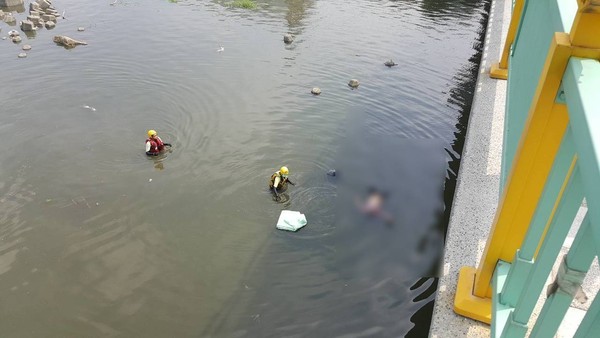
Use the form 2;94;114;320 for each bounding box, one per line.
428;0;510;335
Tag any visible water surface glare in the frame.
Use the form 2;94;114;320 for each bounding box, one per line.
0;0;488;336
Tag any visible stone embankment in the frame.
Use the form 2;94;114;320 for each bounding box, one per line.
21;0;61;31
2;0;87;57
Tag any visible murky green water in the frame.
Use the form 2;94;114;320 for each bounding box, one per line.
0;0;488;336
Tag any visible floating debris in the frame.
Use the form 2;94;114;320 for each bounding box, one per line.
217;45;224;52
82;105;96;111
77;27;85;32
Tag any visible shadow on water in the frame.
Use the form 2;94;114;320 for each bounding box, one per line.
419;0;482;17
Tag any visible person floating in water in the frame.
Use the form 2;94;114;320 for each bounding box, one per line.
356;187;394;224
269;166;295;200
145;129;172;156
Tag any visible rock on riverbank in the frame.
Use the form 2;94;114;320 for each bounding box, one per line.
0;0;24;7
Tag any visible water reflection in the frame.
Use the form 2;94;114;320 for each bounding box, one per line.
284;0;314;30
419;0;481;17
0;176;35;277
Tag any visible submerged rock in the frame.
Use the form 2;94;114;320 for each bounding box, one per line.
311;87;321;95
326;169;337;177
18;52;27;58
45;21;55;29
0;0;24;6
283;33;294;44
22;44;31;50
37;0;51;10
53;35;87;48
77;27;85;32
41;14;56;22
348;79;360;88
384;59;397;67
8;29;19;37
20;20;36;31
11;35;22;43
27;15;41;25
4;13;16;24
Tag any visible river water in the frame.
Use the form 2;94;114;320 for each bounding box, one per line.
0;0;488;336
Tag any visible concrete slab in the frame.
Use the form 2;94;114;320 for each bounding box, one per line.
429;0;512;336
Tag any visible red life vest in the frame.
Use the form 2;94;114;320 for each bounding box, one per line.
146;136;165;155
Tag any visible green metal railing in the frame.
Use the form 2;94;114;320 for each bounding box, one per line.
453;1;600;337
493;57;600;337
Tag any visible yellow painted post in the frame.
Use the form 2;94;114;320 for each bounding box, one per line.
475;33;571;297
454;33;571;322
570;1;600;50
490;0;526;80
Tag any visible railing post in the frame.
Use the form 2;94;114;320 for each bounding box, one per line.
502;165;584;337
454;34;571;323
530;215;594;338
499;127;576;307
490;0;526;80
574;287;600;337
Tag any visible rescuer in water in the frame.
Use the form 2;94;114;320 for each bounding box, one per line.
269;166;296;200
145;130;172;156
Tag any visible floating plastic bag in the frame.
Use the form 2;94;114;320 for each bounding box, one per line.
276;210;307;232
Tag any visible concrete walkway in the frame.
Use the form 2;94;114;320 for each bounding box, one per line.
428;0;510;335
429;0;599;336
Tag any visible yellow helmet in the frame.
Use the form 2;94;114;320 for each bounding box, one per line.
147;130;157;137
280;166;289;175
